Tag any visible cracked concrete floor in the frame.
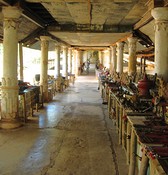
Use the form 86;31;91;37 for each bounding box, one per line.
0;72;128;175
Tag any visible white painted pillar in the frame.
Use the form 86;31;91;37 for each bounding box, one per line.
116;42;124;74
76;50;80;76
72;49;76;75
99;51;102;64
0;6;22;129
109;47;113;73
62;46;68;79
40;36;50;102
78;50;83;74
111;45;117;73
100;51;105;66
68;48;72;74
108;48;111;69
54;44;61;78
152;7;168;82
127;37;138;76
19;43;24;81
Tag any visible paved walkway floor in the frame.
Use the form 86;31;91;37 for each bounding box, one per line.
0;72;128;175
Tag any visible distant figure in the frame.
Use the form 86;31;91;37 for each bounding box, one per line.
86;61;90;74
81;62;85;74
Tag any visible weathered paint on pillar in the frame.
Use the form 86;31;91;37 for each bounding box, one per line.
101;51;104;66
127;37;137;76
54;44;61;78
72;49;76;75
78;50;83;75
104;48;110;69
109;47;113;73
99;51;102;64
62;46;68;79
68;48;72;74
75;50;81;76
40;36;50;102
116;42;124;74
19;43;24;81
152;7;168;82
0;6;22;129
127;37;138;75
73;50;78;76
108;48;111;70
111;45;117;73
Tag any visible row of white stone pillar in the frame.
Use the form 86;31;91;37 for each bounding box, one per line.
99;7;168;82
0;6;84;129
0;6;168;129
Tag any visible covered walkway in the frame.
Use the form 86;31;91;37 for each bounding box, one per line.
0;72;128;175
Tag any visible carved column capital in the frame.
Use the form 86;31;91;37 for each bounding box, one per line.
151;7;168;21
116;41;124;51
2;6;22;19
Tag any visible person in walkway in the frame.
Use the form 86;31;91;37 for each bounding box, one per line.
81;62;85;74
85;60;90;74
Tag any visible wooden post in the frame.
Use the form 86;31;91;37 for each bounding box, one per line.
116;101;119;133
128;129;136;175
108;91;111;113
139;148;149;175
126;121;131;165
119;105;123;145
122;109;126;149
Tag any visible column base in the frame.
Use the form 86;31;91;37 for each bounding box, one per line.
0;120;23;129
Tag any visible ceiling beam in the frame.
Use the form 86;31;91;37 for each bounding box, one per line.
48;24;132;33
134;0;166;30
19;27;43;45
20;1;46;28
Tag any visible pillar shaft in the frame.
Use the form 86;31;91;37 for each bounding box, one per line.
116;42;124;74
111;45;117;72
152;7;168;82
75;50;82;76
78;50;83;75
55;44;61;78
19;43;24;81
0;6;22;129
62;46;68;79
127;37;137;75
107;48;111;69
68;48;72;74
72;49;76;74
40;36;50;102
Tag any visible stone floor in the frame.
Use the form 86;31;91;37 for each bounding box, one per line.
0;71;128;175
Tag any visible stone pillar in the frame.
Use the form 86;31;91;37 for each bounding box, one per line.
72;49;76;74
19;43;24;81
78;50;83;75
62;46;68;79
101;51;104;66
99;51;102;64
116;42;124;74
40;36;50;102
111;45;117;73
68;48;72;75
109;47;113;73
108;48;111;69
151;7;168;82
73;50;78;77
0;6;22;129
127;37;137;76
54;44;61;78
74;50;81;76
